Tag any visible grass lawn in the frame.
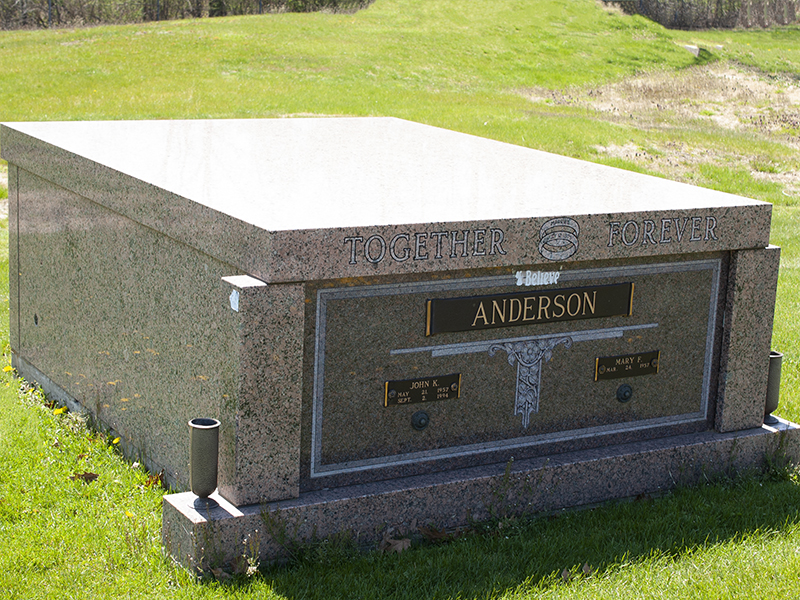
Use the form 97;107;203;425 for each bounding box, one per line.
1;0;800;597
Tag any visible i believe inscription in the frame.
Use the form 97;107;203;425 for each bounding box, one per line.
426;282;634;336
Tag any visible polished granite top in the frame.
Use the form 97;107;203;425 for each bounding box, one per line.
1;118;772;281
1;118;765;232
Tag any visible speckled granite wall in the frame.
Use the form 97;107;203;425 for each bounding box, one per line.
716;246;781;432
9;169;305;503
8;163;19;355
218;277;305;505
12;168;244;490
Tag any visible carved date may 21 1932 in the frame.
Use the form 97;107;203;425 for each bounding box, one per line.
384;374;462;407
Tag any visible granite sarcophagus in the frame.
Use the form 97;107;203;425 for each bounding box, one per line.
1;117;794;569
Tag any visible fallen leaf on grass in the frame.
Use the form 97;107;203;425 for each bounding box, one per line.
380;537;411;554
561;568;571;582
69;471;99;483
419;524;469;543
210;567;231;580
144;471;164;488
419;524;455;543
583;562;593;576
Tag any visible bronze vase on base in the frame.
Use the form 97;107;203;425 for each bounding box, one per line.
189;417;220;509
765;351;783;425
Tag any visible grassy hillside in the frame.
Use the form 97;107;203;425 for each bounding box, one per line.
1;0;799;200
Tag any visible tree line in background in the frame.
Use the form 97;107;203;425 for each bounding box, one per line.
631;0;799;28
0;0;369;29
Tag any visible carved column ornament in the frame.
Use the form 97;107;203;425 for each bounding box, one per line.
488;337;573;427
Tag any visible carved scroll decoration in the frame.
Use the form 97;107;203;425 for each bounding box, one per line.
488;337;573;428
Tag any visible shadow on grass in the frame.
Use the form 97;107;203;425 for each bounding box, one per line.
246;470;800;599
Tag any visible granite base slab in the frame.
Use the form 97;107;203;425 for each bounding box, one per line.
163;418;800;572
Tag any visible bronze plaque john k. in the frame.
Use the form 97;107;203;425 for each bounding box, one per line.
384;374;462;407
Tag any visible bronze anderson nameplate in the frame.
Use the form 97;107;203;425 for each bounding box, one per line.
595;350;660;381
384;374;462;407
426;282;634;336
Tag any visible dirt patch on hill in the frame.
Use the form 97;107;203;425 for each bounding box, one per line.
524;62;800;198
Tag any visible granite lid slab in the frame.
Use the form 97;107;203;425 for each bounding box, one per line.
1;118;771;282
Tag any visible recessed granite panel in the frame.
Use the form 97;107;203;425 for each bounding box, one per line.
304;257;723;487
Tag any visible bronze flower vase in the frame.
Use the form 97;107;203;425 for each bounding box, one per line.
189;417;220;509
765;351;783;425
